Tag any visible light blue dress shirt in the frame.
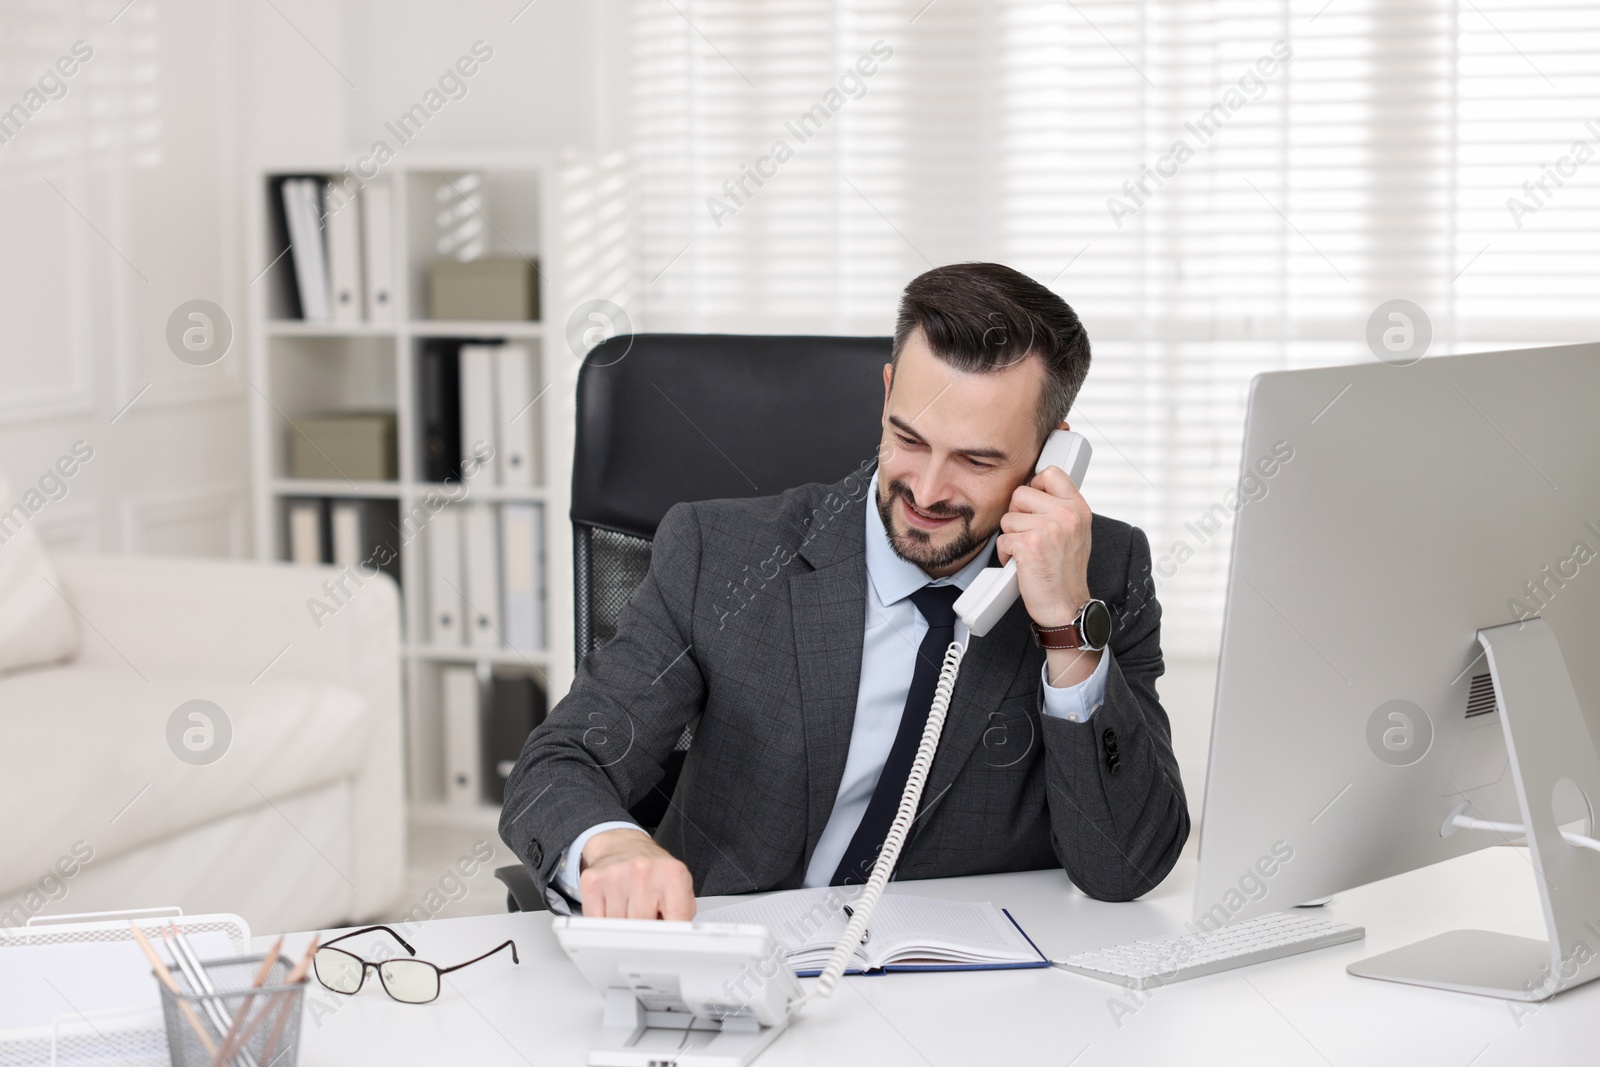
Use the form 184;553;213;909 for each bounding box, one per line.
558;472;1110;901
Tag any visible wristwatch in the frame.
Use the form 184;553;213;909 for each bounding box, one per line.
1031;598;1111;651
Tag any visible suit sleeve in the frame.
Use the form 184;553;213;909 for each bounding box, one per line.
1038;526;1190;901
498;502;707;899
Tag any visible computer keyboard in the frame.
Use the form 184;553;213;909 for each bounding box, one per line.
1053;911;1365;989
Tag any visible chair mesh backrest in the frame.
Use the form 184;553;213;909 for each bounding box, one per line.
576;524;694;753
581;525;654;654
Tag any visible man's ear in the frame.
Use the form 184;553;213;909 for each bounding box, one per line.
881;363;894;421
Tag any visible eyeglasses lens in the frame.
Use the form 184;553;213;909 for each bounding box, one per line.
379;959;440;1003
314;948;364;994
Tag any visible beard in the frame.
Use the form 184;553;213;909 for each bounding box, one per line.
876;477;994;571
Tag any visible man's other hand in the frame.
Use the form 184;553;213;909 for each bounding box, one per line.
578;827;696;919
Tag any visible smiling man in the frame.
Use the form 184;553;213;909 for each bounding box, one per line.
500;262;1190;918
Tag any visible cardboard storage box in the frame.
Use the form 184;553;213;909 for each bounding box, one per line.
289;411;398;481
428;257;540;321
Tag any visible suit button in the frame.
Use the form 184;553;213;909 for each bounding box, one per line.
1108;754;1122;775
1102;727;1118;753
529;841;544;867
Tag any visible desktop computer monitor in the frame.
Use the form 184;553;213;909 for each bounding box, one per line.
1193;341;1600;1000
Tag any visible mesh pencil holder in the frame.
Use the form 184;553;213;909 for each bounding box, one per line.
155;954;305;1067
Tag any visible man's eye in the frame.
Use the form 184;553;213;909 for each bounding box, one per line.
896;434;920;447
967;457;993;471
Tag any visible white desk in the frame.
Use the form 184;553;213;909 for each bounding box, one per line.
259;847;1600;1066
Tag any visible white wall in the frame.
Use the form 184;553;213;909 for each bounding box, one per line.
339;0;626;156
0;1;251;555
0;0;619;558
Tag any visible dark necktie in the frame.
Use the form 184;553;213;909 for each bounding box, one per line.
832;583;963;886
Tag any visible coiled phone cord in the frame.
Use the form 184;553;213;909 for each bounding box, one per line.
798;638;968;1007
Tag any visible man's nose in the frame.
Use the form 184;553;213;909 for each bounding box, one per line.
910;456;958;512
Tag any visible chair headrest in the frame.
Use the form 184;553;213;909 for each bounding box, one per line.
573;333;890;537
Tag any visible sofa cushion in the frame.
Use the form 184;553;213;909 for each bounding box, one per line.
0;665;376;894
0;472;80;675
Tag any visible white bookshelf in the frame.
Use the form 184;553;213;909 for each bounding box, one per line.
244;152;604;809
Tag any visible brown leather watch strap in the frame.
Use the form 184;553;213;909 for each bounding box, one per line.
1031;621;1084;650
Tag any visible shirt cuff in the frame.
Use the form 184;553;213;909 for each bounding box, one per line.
557;820;641;901
1040;647;1110;723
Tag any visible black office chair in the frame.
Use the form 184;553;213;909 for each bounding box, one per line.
496;333;891;911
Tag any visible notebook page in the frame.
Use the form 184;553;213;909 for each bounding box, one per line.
699;890;1041;970
698;888;858;957
866;897;1041;966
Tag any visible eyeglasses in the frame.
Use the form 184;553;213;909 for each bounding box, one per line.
311;925;519;1004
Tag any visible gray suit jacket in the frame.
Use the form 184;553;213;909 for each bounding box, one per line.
500;469;1189;904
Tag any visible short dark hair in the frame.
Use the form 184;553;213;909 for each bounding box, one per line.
892;262;1091;443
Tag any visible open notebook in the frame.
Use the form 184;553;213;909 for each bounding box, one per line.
698;888;1049;976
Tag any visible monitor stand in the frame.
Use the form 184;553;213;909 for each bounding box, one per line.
1348;618;1600;1001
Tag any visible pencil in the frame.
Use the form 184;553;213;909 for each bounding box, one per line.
164;923;242;1057
208;936;283;1067
258;936;318;1066
129;923;220;1057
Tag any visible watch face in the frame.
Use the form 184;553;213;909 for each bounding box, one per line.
1081;599;1112;650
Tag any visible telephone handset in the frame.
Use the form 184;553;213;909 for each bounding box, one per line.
801;428;1094;1007
953;429;1093;636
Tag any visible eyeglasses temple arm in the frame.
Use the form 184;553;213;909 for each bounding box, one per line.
438;940;519;974
319;925;418;956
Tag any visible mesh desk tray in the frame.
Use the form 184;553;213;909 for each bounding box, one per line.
0;908;251;1067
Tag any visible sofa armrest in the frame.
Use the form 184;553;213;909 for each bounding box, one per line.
50;552;406;920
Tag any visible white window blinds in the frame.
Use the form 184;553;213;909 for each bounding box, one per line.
626;0;1600;657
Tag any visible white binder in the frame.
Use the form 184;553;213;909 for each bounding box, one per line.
494;344;538;488
287;499;323;565
330;500;363;569
462;503;503;650
360;181;396;324
325;183;365;324
281;178;331;322
501;502;544;654
459;344;500;483
441;665;482;808
426;507;464;646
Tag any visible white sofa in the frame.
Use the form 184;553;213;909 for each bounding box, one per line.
0;552;405;935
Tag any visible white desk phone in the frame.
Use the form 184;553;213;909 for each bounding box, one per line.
952;429;1094;635
554;431;1094;1066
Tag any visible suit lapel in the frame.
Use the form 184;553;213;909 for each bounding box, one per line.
789;478;873;865
790;559;868;863
914;599;1034;833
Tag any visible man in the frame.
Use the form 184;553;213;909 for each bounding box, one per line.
500;262;1188;918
